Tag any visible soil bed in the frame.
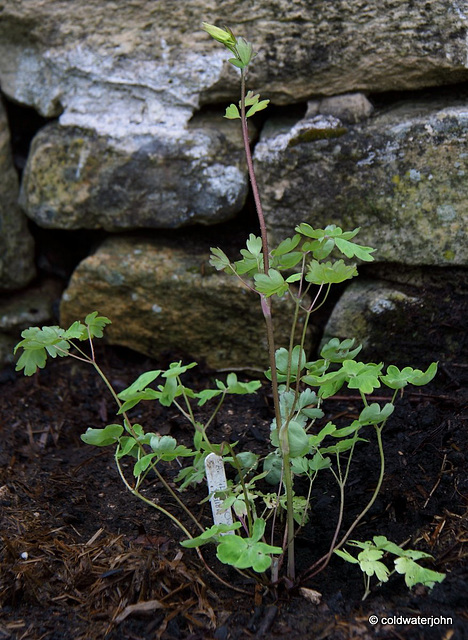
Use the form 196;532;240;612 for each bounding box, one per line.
0;345;467;640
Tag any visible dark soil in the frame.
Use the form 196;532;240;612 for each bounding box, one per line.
0;344;467;640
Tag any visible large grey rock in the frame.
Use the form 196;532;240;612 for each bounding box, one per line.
254;96;468;266
3;1;467;232
322;267;468;364
60;236;312;370
0;100;36;290
0;0;466;117
19;113;249;230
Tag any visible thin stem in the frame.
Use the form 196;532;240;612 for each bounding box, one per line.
116;453;192;534
89;355;205;533
300;424;387;582
240;67;294;579
227;443;254;534
240;70;269;272
115;455;250;595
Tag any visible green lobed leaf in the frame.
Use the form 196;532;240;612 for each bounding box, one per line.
271;234;302;257
15;347;48;376
63;321;87;340
372;535;405;556
162;361;197;379
358;402;394;426
133;453;156;476
409;361;438;386
119;370;162;399
334;548;359;564
308;453;332;472
216;519;283;572
287;421;310;457
235;37;253;66
210;247;233;272
394;557;445;589
342;360;383;394
302;238;335;260
228;58;245;69
254;269;289;297
225;104;241;119
149;435;193;460
309;421;336;447
181;522;242;548
286;273;303;283
263;452;283;485
357;548;390;582
116;435;140;459
335;237;375;262
302;368;348;398
81;424;124;447
15;326;72;375
306;260;358;285
246;99;270;118
320;337;362;363
380;362;437;389
84;312;111;338
246;234;263;256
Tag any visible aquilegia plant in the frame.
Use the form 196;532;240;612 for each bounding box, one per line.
14;23;445;597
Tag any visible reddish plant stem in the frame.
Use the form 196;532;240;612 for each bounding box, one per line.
239;70;295;580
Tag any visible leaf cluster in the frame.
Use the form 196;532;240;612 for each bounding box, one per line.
14;312;111;375
202;22;255;71
335;535;445;597
182;518;282;573
210;225;376;301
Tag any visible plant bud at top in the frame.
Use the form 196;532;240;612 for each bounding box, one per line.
202;22;237;51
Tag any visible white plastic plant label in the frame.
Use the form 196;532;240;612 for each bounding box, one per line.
204;453;234;534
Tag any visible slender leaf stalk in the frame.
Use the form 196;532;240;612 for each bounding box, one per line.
239;68;295;579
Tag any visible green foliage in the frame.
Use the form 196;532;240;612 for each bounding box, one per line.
306;260;358;285
81;424;124;447
181;522;242;547
216;519;283;572
381;362;438;389
225;91;270;120
203;22;255;71
210;223;376;299
335;536;445;598
14;313;111;376
12;24;445;592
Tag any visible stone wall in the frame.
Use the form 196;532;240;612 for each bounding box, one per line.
1;0;467;368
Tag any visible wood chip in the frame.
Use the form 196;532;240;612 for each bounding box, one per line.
114;599;165;623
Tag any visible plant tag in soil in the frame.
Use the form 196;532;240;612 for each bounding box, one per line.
205;453;234;534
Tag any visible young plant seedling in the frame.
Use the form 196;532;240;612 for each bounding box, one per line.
13;24;443;598
335;536;446;600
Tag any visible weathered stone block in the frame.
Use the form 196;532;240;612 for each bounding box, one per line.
19;114;248;230
322;267;468;364
60;236;312;369
0;0;466;116
255;97;468;266
0;100;36;290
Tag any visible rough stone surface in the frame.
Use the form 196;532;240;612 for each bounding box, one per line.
60;236;311;370
0;278;63;366
0;0;467;120
306;93;374;124
0;100;36;290
255;96;468;266
322;267;468;364
19;113;249;230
